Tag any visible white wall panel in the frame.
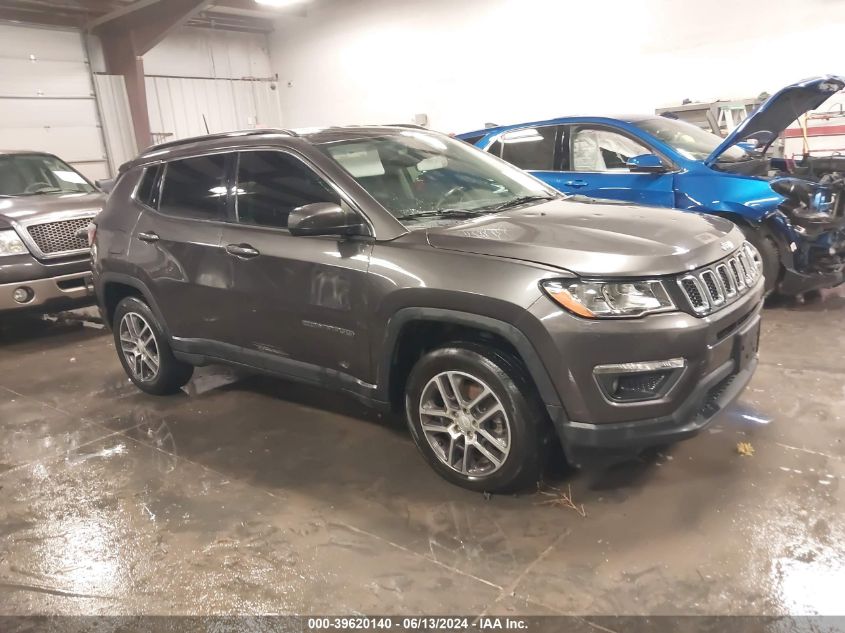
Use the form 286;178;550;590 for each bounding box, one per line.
0;60;93;98
94;74;138;173
268;0;845;133
0;23;109;180
146;76;282;142
143;28;273;79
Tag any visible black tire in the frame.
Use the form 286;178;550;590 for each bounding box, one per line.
404;344;550;493
112;296;193;395
739;226;780;296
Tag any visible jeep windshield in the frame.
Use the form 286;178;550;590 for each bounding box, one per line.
634;117;751;163
0;153;96;197
317;131;558;226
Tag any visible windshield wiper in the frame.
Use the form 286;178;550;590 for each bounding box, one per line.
400;209;488;221
491;194;558;211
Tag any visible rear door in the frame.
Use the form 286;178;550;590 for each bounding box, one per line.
218;149;372;382
129;153;235;343
554;125;675;206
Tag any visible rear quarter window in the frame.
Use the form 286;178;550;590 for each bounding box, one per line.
134;165;162;208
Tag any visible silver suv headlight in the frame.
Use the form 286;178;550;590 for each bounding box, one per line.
0;229;28;257
541;279;675;318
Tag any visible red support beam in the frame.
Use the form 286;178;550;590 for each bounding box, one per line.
93;0;212;149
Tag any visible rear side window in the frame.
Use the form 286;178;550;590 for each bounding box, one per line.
235;151;339;230
135;165;162;208
499;126;558;171
159;155;228;220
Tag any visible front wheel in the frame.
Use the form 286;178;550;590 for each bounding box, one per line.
739;226;780;296
405;345;549;493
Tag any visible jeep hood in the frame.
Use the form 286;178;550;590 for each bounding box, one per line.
0;192;105;228
426;198;744;277
705;75;845;167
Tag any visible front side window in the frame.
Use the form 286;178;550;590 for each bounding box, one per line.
317;131;555;227
159;155;228;220
0;153;95;197
571;128;651;172
235;151;339;229
499;126;558;171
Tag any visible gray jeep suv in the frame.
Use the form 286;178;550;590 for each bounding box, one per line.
1;151;102;316
92;127;764;492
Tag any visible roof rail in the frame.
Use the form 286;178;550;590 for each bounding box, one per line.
143;128;299;154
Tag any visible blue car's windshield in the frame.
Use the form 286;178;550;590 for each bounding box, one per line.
634;118;750;163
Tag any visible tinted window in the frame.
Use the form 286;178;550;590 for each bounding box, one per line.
159;155;228;220
571;128;650;172
135;165;162;208
235;151;339;229
500;126;557;171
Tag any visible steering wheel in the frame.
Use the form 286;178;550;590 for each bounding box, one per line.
24;181;54;194
435;186;468;209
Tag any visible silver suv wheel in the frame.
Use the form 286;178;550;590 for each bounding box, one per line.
419;370;511;476
119;312;160;382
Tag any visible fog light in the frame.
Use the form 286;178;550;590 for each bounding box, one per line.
13;287;34;304
593;358;686;402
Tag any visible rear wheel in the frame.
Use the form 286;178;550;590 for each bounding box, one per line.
405;345;549;493
113;296;193;395
740;226;780;296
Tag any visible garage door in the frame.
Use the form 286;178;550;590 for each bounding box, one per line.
0;23;110;181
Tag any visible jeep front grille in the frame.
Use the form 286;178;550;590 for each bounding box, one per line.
25;217;91;257
677;242;761;315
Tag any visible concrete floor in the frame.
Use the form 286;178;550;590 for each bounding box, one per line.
0;290;843;618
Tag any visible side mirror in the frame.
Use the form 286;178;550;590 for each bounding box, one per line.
625;153;668;173
288;202;367;237
96;178;115;193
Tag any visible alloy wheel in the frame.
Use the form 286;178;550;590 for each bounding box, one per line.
418;371;511;477
119;312;160;382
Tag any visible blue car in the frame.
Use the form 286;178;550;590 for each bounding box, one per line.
458;76;845;296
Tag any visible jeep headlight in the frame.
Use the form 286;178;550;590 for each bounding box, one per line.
0;229;28;257
541;279;675;318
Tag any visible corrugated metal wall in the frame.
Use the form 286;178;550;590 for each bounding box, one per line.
0;23;110;180
93;74;137;174
145;76;283;143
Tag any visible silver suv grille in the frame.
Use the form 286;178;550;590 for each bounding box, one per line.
26;218;91;257
678;242;761;315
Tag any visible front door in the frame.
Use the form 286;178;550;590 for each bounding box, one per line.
549;126;675;207
219;150;372;383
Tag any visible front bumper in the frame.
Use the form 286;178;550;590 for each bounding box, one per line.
519;277;764;456
0;271;94;314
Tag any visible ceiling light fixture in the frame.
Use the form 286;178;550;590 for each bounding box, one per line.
254;0;310;7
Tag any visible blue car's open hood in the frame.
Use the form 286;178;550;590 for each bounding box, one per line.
705;75;845;167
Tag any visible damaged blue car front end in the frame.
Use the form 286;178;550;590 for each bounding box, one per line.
459;75;845;296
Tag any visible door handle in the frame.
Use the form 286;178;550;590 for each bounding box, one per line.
137;231;160;243
563;180;588;188
226;243;260;259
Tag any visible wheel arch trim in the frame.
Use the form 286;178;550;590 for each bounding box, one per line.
377;307;564;415
97;272;169;333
